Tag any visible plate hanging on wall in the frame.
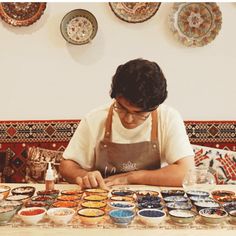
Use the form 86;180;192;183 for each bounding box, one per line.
169;2;222;47
109;2;161;23
0;2;46;26
60;9;98;45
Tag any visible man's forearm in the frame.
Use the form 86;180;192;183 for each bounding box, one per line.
59;159;88;183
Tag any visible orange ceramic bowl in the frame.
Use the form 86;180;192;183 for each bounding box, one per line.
57;195;80;202
52;201;78;208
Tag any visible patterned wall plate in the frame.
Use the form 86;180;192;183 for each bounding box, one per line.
60;9;98;45
0;2;46;26
109;2;161;23
169;3;222;47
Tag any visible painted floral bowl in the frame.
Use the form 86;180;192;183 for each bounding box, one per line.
186;190;209;198
160;189;185;198
194;199;221;212
11;186;35;197
166;202;192;212
199;208;228;225
108;201;135;211
163;196;189;203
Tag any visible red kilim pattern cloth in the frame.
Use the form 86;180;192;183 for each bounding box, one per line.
0;120;235;183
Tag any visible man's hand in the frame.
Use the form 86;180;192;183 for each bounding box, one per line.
75;170;107;189
104;172;130;187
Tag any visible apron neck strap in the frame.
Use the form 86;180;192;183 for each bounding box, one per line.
104;103;158;142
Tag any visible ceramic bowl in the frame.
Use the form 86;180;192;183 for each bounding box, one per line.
215;195;236;203
84;188;109;196
47;207;75;225
166;202;192;212
189;196;212;204
136;190;159;197
199;208;228;225
52;200;78;208
160;189;185;198
186;190;209;198
18;207;46;225
0;206;17;225
61;189;83;197
163;196;189;203
25;200;50;209
111;189;134;197
108;201;135;211
222;201;236;213
194;199;221;212
137;195;162;203
137;209;165;226
0;200;23;213
31;195;54;205
81;201;107;209
109;209;135;225
83;194;108;201
110;196;134;202
211;190;235;200
77;208;105;225
229;210;236;224
169;210;197;225
6;194;31;204
0;185;11;200
37;189;60;199
137;201;164;210
11;186;35;197
57;195;80;202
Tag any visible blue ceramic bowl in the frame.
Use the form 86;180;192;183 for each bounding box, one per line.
189;196;212;204
109;209;135;225
186;190;209;198
166;202;192;211
222;201;236;213
163;196;188;203
194;200;221;212
137;201;164;210
138;209;165;226
137;195;161;203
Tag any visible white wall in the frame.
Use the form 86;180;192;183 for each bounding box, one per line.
0;2;235;120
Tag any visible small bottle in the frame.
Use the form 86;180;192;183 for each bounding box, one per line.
45;162;55;191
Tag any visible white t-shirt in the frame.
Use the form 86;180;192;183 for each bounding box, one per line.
63;102;194;170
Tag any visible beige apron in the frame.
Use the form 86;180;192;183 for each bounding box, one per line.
95;104;161;178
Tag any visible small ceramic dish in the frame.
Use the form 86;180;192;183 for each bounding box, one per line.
169;209;197;225
81;201;107;209
47;207;75;225
229;210;236;224
215;195;236;203
11;186;35;197
137;195;161;203
52;201;78;208
222;201;236;213
199;208;228;225
111;189;135;197
84;188;109;196
25;200;50;209
31;195;54;205
186;190;209;198
77;208;105;225
160;189;185;198
109;209;135;226
0;200;23;213
136;190;159;197
61;189;83;196
6;194;31;204
18;207;46;225
194;199;221;212
110;196;134;202
163;196;189;203
37;189;60;198
84;194;108;201
0;185;11;199
0;206;17;225
108;201;135;211
166;202;192;212
189;196;212;204
137;209;165;226
137;201;164;210
211;190;235;200
57;195;80;202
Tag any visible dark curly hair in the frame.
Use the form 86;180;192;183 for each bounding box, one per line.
110;58;168;111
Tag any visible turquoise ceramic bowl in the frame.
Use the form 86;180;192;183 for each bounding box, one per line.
109;209;135;225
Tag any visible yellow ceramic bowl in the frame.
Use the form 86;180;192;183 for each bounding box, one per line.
84;188;109;197
81;201;107;210
77;208;105;225
83;195;108;201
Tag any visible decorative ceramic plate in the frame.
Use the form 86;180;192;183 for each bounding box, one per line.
109;2;161;23
0;2;46;26
60;9;98;45
169;3;222;47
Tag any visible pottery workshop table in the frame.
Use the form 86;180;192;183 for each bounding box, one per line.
1;183;236;236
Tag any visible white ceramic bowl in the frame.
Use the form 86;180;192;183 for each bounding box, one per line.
137;209;165;226
199;208;228;225
169;210;197;225
18;207;46;225
108;201;135;211
47;207;75;225
229;210;236;224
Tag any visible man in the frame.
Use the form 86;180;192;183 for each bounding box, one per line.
60;58;194;189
